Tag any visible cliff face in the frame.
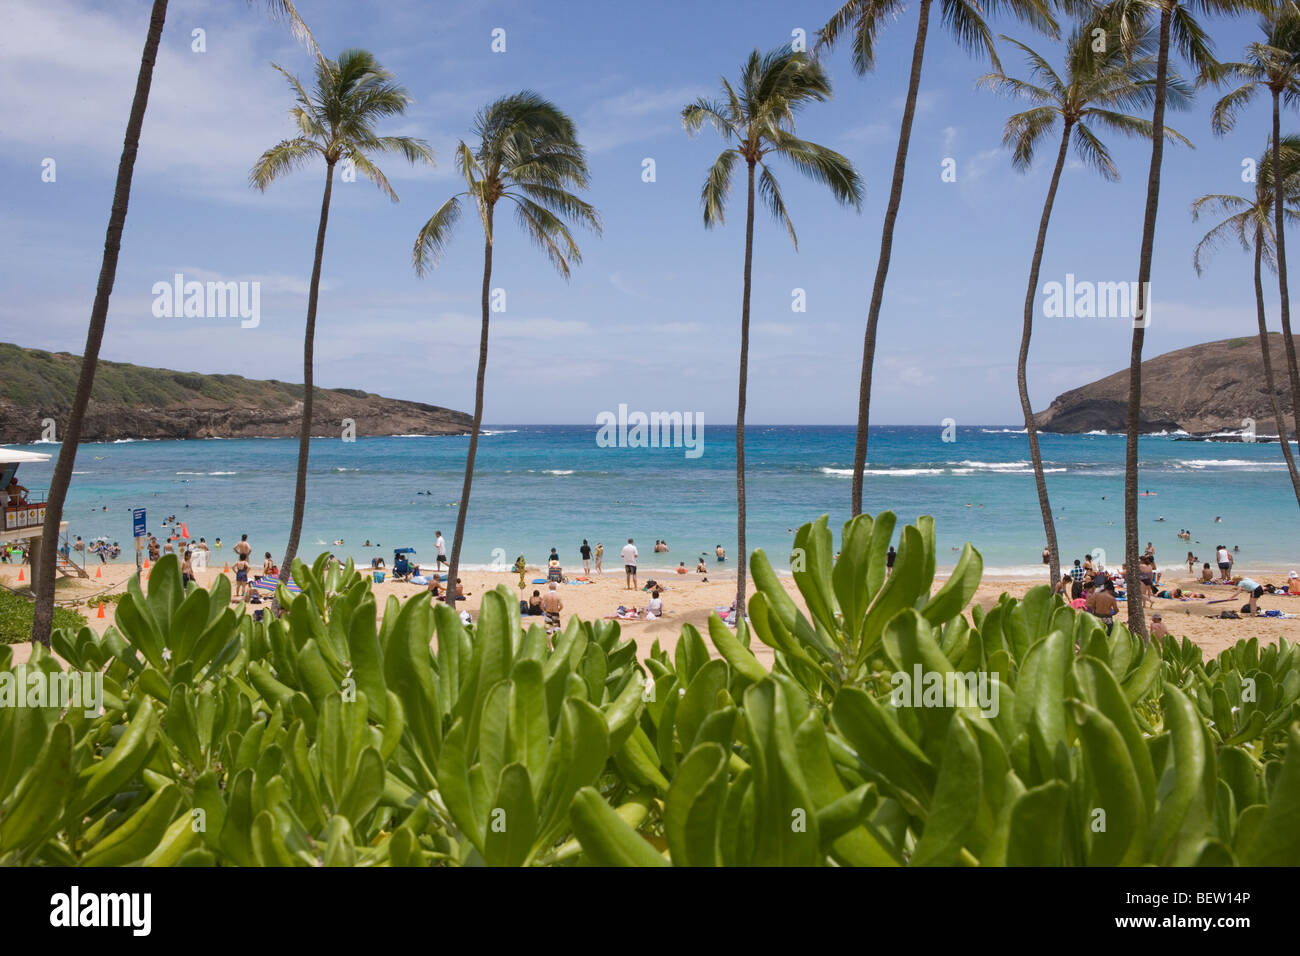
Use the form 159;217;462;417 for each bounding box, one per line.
0;343;472;442
1034;334;1300;435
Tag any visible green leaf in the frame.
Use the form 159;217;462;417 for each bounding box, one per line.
664;743;729;866
484;763;537;867
570;787;668;867
1005;781;1067;866
911;714;981;866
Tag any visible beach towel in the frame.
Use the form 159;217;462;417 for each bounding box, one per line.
250;577;301;595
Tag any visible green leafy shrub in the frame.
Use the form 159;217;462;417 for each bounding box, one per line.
0;590;85;645
2;517;1297;867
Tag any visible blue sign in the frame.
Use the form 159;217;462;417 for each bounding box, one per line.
133;508;146;538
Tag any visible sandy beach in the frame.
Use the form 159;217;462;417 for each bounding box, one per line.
4;557;1296;669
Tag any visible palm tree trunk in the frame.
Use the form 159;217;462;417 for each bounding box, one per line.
445;204;495;610
1271;91;1300;444
30;0;169;648
277;160;335;589
1253;236;1300;506
736;160;756;619
850;0;932;517
1124;3;1172;640
1020;123;1071;588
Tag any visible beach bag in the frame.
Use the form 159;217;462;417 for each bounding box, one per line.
1218;611;1241;619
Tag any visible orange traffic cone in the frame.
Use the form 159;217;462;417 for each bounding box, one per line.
97;601;105;619
17;567;24;581
96;565;102;578
223;562;230;573
143;557;150;569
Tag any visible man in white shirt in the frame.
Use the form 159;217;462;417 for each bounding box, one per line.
621;538;638;590
436;531;448;570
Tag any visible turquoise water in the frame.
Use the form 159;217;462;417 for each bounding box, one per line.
10;425;1300;575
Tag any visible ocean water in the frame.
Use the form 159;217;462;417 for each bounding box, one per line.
10;425;1300;576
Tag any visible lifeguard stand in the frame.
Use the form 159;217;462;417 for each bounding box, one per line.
0;447;79;584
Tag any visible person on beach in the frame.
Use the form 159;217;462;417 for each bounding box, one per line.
1234;576;1264;616
182;550;196;588
1082;554;1095;582
263;552;276;577
525;590;544;615
1053;574;1071;597
595;543;603;575
235;534;252;564
5;476;28;506
1150;614;1168;642
676;561;688;574
1092;579;1119;631
232;556;250;600
696;557;707;573
1144;542;1155;559
886;546;897;574
541;582;563;632
716;544;726;563
645;589;664;619
1201;562;1214;583
622;538;638;590
1187;551;1195;575
436;531;447;570
1216;544;1232;580
1042;546;1050;565
1069;559;1085;588
580;539;592;574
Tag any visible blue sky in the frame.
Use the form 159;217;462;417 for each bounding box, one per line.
0;0;1280;426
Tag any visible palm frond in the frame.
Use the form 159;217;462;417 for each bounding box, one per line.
815;0;909;74
249;137;322;190
1211;81;1261;135
253;0;320;59
757;162;798;248
1071;122;1120;180
701;149;739;228
768;134;864;208
412;196;464;276
510;195;582;279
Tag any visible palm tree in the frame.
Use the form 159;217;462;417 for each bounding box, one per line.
29;0;318;648
1191;136;1300;506
980;25;1190;586
1210;7;1300;443
412;93;600;609
817;0;1059;517
252;50;433;591
1096;0;1250;639
682;47;863;618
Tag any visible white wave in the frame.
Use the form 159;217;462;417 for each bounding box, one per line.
950;468;975;475
176;471;204;475
979;428;1027;434
208;471;236;475
822;466;945;477
863;468;945;476
480;429;519;436
31;438;60;444
543;469;575;475
335;467;361;472
1084;430;1110;435
390;434;433;438
1180;459;1280;468
954;460;1033;470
